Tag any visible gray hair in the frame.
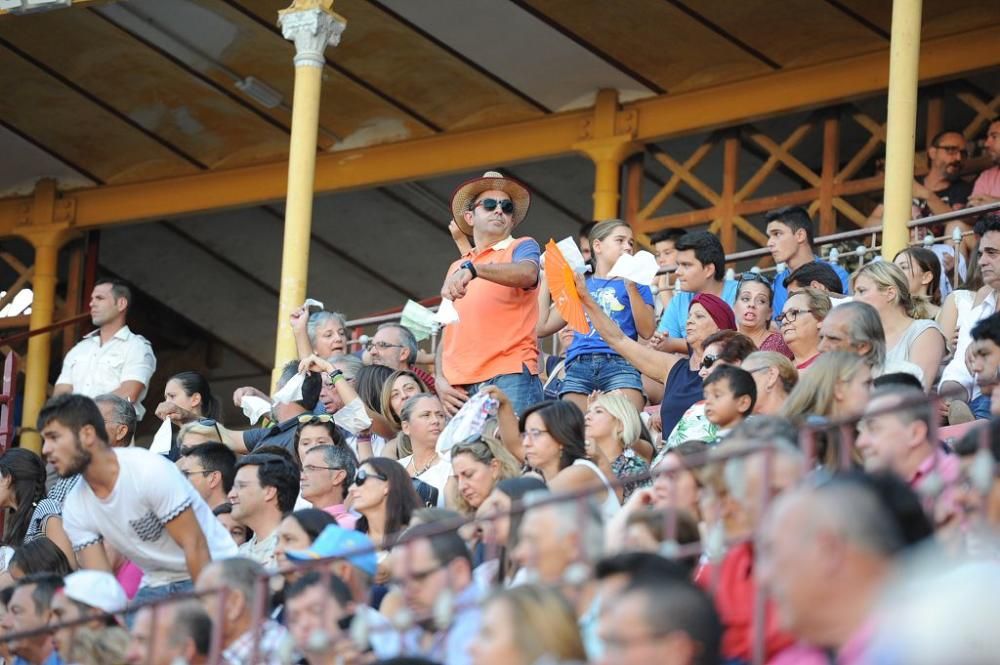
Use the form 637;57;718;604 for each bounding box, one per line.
523;491;604;564
327;353;363;380
214;557;266;608
377;323;419;366
93;393;137;444
308;444;358;487
835;301;886;369
723;437;802;504
306;311;347;348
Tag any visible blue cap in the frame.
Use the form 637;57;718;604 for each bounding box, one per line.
286;525;378;577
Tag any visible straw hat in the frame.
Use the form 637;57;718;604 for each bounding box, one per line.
450;170;531;235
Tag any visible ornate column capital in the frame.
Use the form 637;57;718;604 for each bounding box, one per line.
278;1;347;68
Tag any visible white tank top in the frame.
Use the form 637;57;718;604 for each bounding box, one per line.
572;458;621;522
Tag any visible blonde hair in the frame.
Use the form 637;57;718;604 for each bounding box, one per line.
66;625;129;665
853;261;923;318
592;391;642;448
780;351;867;419
449;434;522;515
176;421;223;446
483;585;587;664
589;218;630;244
785;286;832;322
742;351;798;394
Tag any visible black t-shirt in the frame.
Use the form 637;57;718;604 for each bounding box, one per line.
914;177;973;217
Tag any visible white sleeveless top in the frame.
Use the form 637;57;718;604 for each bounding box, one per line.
885;319;944;376
572;458;621;522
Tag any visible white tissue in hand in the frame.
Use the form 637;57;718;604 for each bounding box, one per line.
272;372;305;404
555;236;588;273
302;298;324;312
608;251;659;285
333;397;373;435
434;299;460;325
150;418;173;455
241;395;272;424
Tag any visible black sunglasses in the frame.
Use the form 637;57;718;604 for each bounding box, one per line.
354;468;388;487
701;354;720;370
475;198;514;215
738;271;772;288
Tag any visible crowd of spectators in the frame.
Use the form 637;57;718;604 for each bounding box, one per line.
0;118;998;665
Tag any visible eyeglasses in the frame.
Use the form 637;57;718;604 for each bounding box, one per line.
302;464;341;473
932;144;968;158
298;414;334;425
365;340;404;353
180;469;214;479
738;271;772;288
474;198;515;215
198;418;223;442
776;308;814;325
353;468;388;487
701;354;720;370
520;428;549;441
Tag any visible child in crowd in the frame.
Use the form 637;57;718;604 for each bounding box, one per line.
702;365;757;436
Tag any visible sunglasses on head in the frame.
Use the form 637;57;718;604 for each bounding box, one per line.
197;418;223;441
738;271;772;288
354;468;388;487
474;198;514;215
297;414;334;425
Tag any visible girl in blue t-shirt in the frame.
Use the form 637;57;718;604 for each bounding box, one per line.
539;219;655;413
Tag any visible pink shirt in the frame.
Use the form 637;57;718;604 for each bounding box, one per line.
768;622;874;665
322;504;358;530
972;166;1000;198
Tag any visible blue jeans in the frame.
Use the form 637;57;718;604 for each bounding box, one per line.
128;579;194;628
466;364;544;418
559;353;644;396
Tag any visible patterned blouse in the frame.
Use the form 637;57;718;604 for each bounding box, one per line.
611;449;651;501
25;475;80;543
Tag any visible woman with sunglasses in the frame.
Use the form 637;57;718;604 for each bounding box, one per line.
450;434;522;515
538;219;655;414
663;331;757;448
379;369;430;460
396;394;454;507
853;261;945;391
576;271;738;439
733;273;793;359
348;458;422;551
778;287;831;371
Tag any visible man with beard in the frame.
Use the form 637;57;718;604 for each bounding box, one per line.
39;394;238;607
970;118;1000;206
53;279;156;420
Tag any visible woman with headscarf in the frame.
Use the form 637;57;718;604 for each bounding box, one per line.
578;273;738;438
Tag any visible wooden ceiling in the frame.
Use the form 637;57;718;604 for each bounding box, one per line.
1;0;998;196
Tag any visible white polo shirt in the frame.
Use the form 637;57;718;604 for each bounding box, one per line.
56;325;156;419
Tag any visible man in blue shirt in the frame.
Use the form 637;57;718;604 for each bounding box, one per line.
6;574;65;665
766;206;850;319
655;231;738;353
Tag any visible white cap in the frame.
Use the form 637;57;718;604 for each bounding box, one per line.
62;570;127;615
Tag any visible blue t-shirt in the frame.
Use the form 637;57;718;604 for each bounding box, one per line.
655;280;740;337
567;276;654;362
771;260;850;320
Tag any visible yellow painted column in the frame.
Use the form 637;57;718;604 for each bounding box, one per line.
881;0;923;260
574;89;639;220
273;1;347;389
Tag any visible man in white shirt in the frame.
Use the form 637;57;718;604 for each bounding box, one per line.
54;279;156;420
229;453;299;570
39;394;238;606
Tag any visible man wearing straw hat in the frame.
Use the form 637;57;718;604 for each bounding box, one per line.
436;170;543;417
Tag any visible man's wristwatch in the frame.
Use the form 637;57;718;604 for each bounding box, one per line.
460;260;478;279
327;368;345;385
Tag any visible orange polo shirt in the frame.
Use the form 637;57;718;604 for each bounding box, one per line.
441;236;540;386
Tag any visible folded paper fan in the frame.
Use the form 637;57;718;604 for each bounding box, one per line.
401;300;438;341
545;239;589;334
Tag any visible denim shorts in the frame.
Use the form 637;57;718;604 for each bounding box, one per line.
466;364;544;418
559;353;644;396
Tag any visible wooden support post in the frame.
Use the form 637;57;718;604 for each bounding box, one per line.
926;95;943;147
62;242;84;358
819;115;840;237
624;154;644;231
719;136;740;253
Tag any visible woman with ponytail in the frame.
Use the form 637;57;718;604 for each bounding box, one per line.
1;449;76;569
154;370;221;424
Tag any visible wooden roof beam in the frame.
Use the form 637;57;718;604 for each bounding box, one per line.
0;24;997;239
